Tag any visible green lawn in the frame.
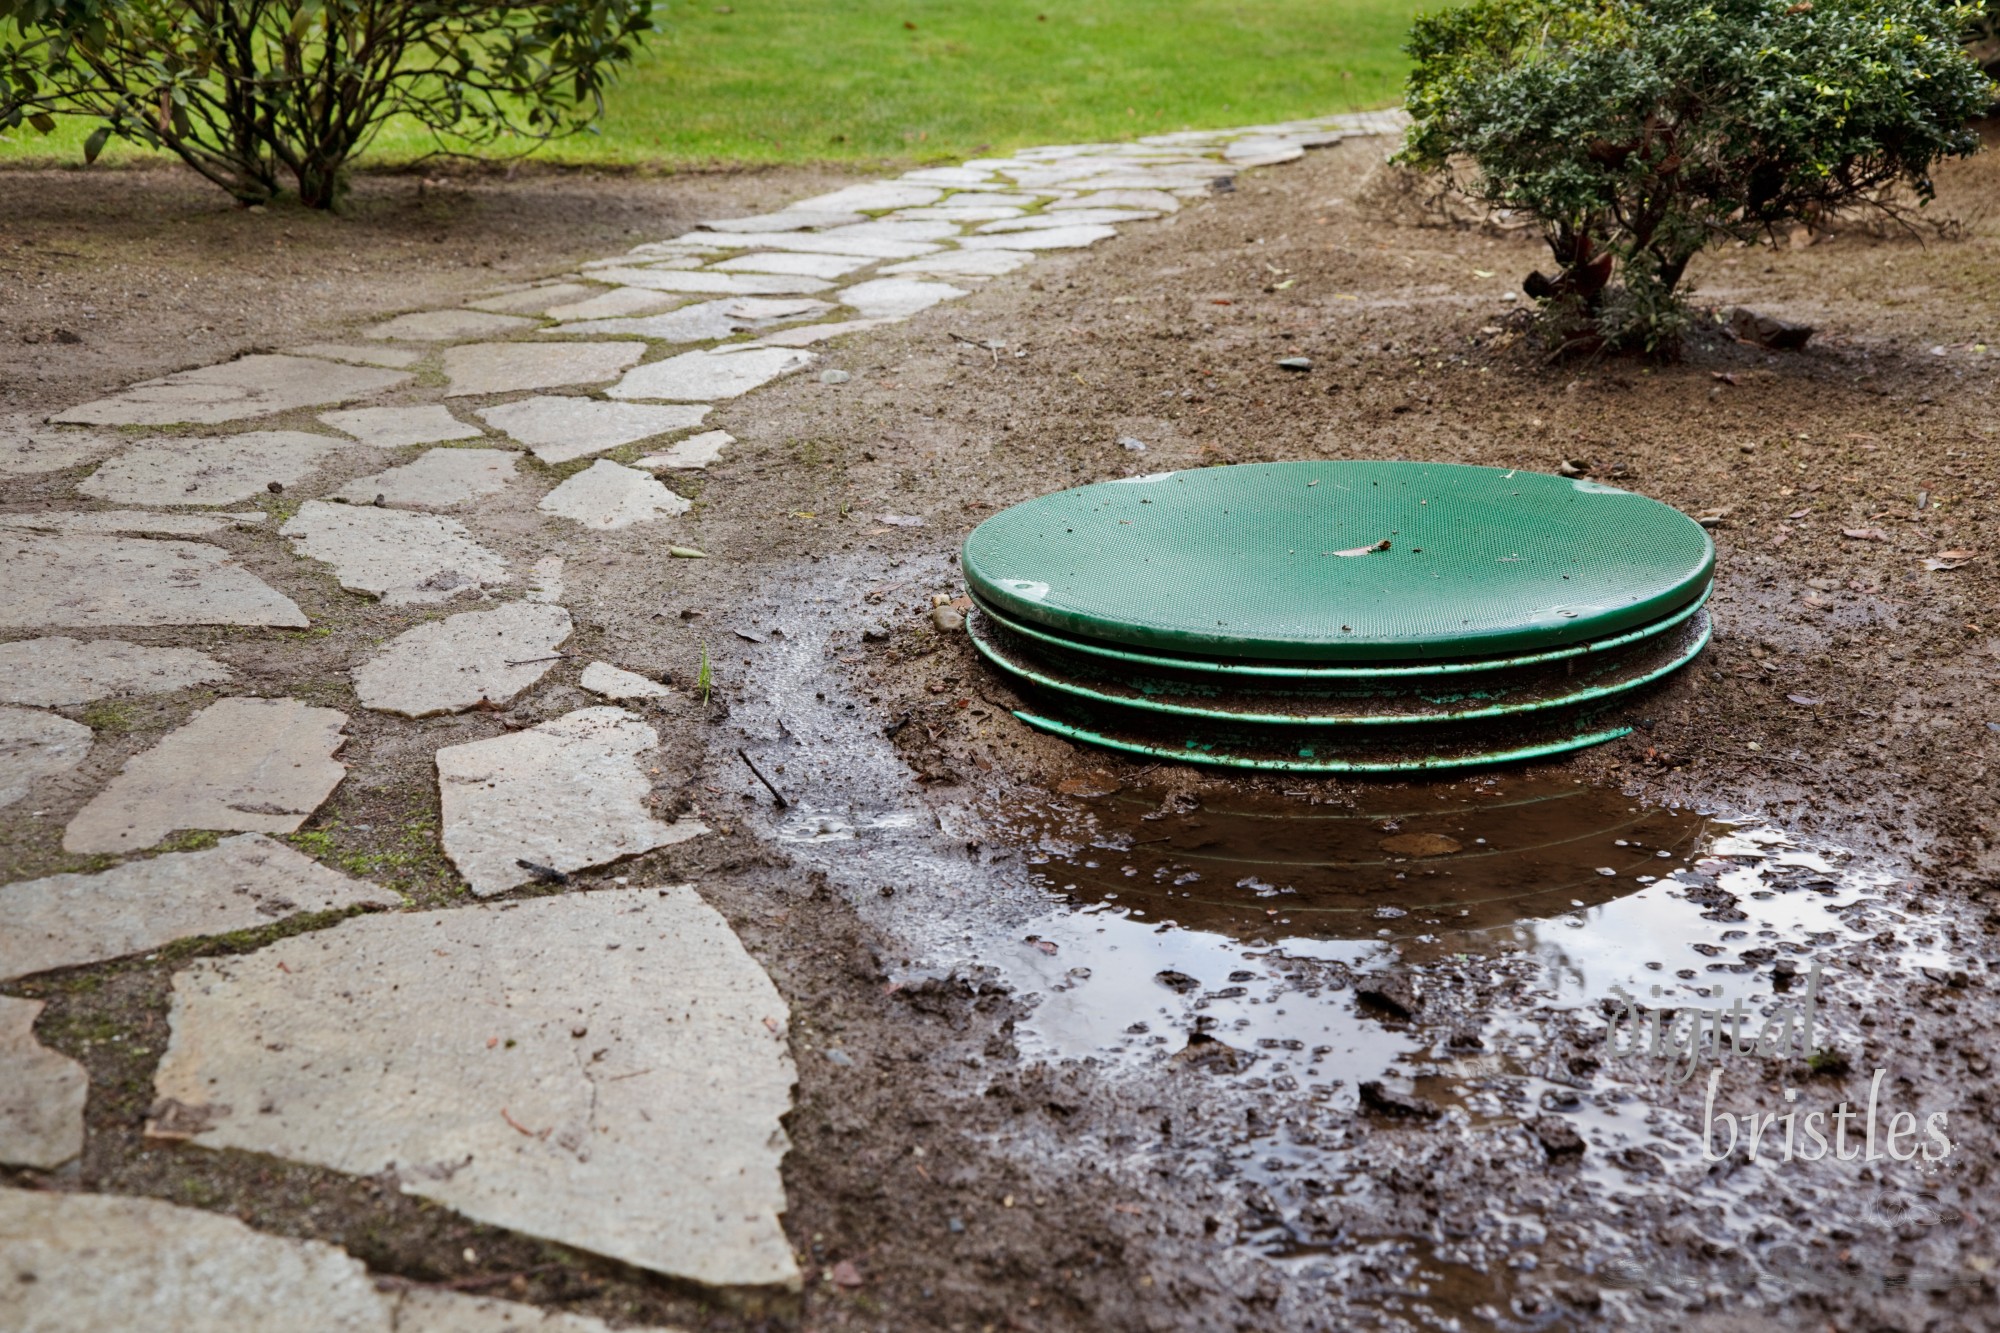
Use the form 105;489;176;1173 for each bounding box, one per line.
0;0;1424;171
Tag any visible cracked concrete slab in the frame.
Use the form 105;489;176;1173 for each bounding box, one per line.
281;501;511;605
0;833;398;983
368;309;538;341
476;397;710;464
78;430;350;507
0;533;307;629
150;886;794;1289
607;348;813;402
62;697;348;855
320;405;484;449
54;355;411;427
441;343;644;398
0;1188;688;1330
0;998;86;1169
538;461;691;530
355;602;573;718
435;707;706;896
331;448;518;510
0;637;232;706
579;662;672;703
0;706;91;808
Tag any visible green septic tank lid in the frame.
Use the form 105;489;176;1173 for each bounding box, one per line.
961;461;1714;662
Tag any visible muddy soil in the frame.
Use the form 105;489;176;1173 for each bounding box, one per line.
4;138;1999;1333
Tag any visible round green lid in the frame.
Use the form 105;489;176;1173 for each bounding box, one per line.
961;461;1714;661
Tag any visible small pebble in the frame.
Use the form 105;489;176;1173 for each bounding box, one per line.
819;369;851;385
1277;357;1313;371
931;606;964;632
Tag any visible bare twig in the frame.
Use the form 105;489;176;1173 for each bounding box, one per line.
736;749;790;808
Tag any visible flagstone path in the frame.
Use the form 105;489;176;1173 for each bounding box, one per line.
0;110;1403;1312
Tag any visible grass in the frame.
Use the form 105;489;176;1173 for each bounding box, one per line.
0;0;1422;172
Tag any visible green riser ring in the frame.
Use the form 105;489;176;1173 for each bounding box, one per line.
971;606;1711;729
1009;711;1635;773
969;583;1711;682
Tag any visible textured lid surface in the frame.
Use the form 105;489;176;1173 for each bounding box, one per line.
961;462;1714;661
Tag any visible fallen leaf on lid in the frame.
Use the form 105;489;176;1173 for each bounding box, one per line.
1333;539;1393;557
1842;528;1891;542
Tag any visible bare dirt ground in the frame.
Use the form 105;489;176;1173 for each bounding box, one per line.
3;138;1998;1333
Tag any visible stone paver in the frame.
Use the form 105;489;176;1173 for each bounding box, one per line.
477;397;710;464
702;208;865;233
1053;189;1182;212
542;287;688;322
978;208;1158;231
368;309;537;341
150;885;792;1287
0;707;91;808
674;231;940;260
526;556;565;604
0;999;86;1169
441;343;644;398
751;319;898;347
0;533;307;629
0;417;121;475
711;251;873;279
63;697;348;854
282;501;511;604
895;205;1027;224
608;348;814;402
538;461;691;529
0;1189;688;1330
959;225;1119;251
0;510;264;536
837;278;968;319
636;429;733;470
880;249;1038;281
0;637;232;706
816;219;965;245
289;343;425;369
435;707;706;896
354;603;573;718
321;404;484;448
331;448;518;509
0;834;398;983
549;297;830;344
466;282;602;316
55;355;410;427
1226;136;1306;166
579;662;672;703
793;181;943;211
79;430;349;506
578;268;832;297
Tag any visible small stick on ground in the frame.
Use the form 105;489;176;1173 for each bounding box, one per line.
737;748;790;808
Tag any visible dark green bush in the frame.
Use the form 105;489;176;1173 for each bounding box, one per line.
1;1;652;209
1400;0;1993;356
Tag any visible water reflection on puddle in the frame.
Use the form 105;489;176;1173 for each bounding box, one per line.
977;776;1928;1102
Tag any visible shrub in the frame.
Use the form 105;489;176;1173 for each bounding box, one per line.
1399;0;1993;356
0;0;652;209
